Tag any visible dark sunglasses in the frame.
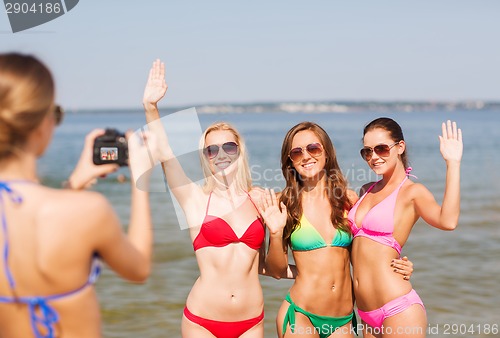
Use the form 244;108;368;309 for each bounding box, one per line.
289;143;323;162
360;142;400;161
54;105;64;126
203;142;239;159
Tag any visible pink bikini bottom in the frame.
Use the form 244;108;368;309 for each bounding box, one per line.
357;289;425;328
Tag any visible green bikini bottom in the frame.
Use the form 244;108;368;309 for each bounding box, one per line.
283;293;357;338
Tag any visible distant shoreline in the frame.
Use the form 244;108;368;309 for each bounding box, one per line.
66;100;500;114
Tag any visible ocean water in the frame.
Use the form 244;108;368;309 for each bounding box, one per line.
39;110;500;338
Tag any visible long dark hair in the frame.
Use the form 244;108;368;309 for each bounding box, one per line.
363;117;409;169
280;122;352;249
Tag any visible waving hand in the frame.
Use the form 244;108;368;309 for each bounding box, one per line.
143;59;168;107
258;189;287;236
439;120;463;163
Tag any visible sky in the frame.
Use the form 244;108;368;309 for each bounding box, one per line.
1;0;499;110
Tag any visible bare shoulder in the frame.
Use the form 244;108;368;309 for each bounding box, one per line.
405;181;431;199
60;188;111;210
359;182;376;197
31;187;121;256
38;188;115;228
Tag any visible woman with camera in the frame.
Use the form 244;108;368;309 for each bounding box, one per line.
0;53;158;338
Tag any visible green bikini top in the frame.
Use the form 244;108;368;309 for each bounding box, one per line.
290;214;352;251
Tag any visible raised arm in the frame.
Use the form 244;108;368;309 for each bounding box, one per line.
65;129;119;189
120;130;158;280
142;59;201;208
414;120;462;230
67;130;158;282
258;189;290;279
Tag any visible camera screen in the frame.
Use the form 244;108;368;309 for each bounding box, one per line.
100;147;118;161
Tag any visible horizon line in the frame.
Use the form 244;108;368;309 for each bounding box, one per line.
64;99;500;112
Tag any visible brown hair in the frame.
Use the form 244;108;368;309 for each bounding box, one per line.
0;53;55;159
280;121;352;249
363;117;409;169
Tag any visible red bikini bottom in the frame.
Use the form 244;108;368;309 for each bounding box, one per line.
183;306;264;338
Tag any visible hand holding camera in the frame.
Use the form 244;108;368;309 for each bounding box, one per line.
66;128;160;190
93;129;129;167
66;129;121;190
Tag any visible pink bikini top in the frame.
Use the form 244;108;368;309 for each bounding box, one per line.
192;192;265;251
348;171;412;256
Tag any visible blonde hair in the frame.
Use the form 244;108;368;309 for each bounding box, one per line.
198;122;252;193
0;53;55;160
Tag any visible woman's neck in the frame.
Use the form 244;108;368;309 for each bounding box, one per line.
380;163;407;187
212;182;244;198
0;155;38;182
301;174;327;199
212;168;238;190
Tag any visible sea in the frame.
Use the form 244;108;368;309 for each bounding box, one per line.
38;109;500;338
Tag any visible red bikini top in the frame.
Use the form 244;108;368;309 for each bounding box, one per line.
192;192;265;251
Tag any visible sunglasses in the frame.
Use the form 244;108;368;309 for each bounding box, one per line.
360;142;400;161
54;105;64;126
203;142;239;159
289;143;323;162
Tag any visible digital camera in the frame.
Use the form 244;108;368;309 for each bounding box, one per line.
93;129;128;166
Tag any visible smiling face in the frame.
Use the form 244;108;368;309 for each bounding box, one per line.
362;127;405;175
289;130;326;179
204;130;240;175
199;122;252;193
